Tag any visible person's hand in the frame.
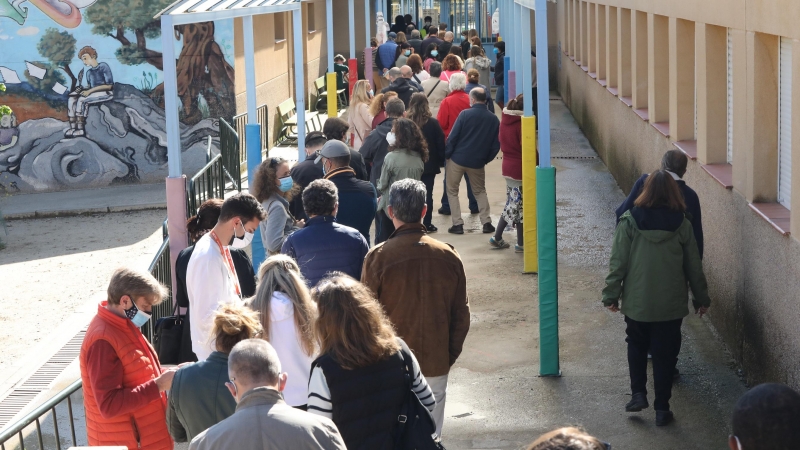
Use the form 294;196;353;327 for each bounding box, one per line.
696;306;709;318
80;90;89;97
295;219;305;228
155;368;178;392
606;303;620;313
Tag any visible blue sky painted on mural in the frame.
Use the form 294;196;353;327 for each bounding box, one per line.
0;3;234;92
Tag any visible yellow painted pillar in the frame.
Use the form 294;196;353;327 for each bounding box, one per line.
522;116;538;273
327;72;338;118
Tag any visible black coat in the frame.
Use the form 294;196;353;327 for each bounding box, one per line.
444;103;501;169
348;148;369;181
615;173;704;258
493;52;505;85
289;154;324;220
381;77;419;107
419;118;446;175
438;41;453;61
408;38;424;55
359;117;396;186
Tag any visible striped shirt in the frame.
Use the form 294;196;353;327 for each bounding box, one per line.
307;349;436;418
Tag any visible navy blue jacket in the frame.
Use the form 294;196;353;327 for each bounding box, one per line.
281;215;369;287
615;173;704;258
324;167;378;244
445;103;501;169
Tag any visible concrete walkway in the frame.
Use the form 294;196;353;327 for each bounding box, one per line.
436;98;746;449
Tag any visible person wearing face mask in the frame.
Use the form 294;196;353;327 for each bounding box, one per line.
253;157;305;258
423;43;439;73
395;42;413;67
281;179;369;286
175;199;258;363
288;131;328;221
323;117;370;181
187;193;267;361
189;339;346;450
320;140;378;243
375;118;427;243
79;267;176;450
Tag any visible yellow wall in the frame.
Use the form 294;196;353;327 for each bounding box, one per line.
233;0;329;146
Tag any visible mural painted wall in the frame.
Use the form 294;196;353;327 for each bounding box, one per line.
0;0;236;193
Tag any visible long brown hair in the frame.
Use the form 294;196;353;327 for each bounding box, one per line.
212;304;263;354
407;92;432;129
252;157;298;202
390;118;429;162
246;255;317;356
634;170;686;211
369;91;398;117
407;54;424;74
312;274;400;370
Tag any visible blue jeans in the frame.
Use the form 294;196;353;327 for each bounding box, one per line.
495;84;505;106
440;164;478;212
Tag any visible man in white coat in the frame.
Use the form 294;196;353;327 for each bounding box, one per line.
187;193;266;360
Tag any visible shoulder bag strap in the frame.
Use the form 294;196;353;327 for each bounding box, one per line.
426;79;442;98
394;348;414;448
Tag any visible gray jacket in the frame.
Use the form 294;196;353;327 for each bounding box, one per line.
260;194;299;254
189;387;346;450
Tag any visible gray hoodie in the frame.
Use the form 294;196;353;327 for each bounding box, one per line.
464;56;492;88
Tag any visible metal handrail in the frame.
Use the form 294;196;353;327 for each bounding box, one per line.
0;379;82;450
140;236;172;343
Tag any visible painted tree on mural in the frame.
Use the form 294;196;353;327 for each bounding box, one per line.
37;28;79;92
84;0;235;125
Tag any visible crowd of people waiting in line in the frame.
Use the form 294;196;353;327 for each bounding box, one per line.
73;19;800;450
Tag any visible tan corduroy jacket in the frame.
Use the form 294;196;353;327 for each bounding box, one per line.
362;223;471;377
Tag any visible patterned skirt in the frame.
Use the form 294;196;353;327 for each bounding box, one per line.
501;184;523;224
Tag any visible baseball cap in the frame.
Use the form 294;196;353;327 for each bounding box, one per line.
388;32;397;39
315;139;350;163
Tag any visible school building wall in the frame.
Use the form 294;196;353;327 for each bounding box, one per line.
554;0;800;388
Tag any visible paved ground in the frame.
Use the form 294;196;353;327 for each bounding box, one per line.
0;99;745;450
436;99;746;449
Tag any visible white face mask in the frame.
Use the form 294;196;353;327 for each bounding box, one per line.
231;220;254;249
386;131;397;146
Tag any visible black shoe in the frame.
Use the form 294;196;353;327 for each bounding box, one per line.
625;392;649;412
470;208;480;214
438;207;451;215
655;410;674;426
448;225;464;234
425;224;438;233
482;223;496;233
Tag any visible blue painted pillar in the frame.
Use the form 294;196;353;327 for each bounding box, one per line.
246;124;265;269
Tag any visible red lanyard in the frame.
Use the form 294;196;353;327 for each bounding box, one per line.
209;231;242;297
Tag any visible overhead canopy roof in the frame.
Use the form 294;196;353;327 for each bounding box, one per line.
155;0;300;24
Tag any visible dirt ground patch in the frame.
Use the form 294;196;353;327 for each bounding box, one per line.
0;209;166;376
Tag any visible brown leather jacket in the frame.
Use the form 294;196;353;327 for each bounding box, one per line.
361;223;471;377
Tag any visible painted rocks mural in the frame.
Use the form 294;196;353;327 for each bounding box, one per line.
0;0;236;193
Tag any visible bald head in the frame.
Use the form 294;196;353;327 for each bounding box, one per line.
400;65;413;79
469;87;487;105
444;31;454;42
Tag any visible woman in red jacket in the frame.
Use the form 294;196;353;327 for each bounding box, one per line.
436;72;470;138
491;94;534;252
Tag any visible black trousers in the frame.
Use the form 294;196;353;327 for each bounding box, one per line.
625;316;683;411
421;173;436;226
375;209;396;244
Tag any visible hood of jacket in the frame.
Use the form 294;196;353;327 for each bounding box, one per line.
269;291;295;322
390;78;416;93
502;108;524;117
623;207;686;243
467;56;491;69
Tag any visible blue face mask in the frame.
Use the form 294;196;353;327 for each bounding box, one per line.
279;176;294;192
493;47;500;54
404;50;411;56
431;50;438;57
124;299;152;327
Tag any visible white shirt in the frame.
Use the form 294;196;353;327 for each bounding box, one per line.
265;291;317;406
186;233;241;361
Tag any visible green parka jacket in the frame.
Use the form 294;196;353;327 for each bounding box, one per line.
602;209;711;322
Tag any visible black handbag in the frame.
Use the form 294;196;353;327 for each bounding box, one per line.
395;349;446;450
154;303;184;365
